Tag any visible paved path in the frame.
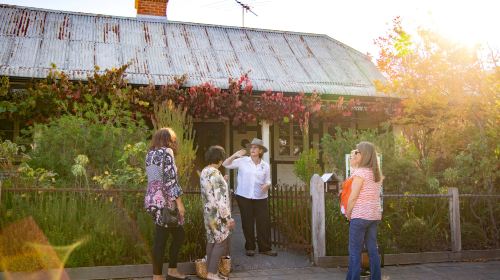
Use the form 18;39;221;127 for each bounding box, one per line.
229;208;312;272
127;261;500;280
227;261;500;280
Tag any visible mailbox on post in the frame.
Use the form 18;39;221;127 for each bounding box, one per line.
321;172;342;194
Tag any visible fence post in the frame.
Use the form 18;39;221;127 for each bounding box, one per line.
310;174;325;263
448;187;462;252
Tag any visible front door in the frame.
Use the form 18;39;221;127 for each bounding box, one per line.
192;122;226;187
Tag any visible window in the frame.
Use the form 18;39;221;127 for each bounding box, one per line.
275;121;303;160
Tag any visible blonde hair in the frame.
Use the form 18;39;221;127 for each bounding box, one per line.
356;141;382;182
150;127;177;154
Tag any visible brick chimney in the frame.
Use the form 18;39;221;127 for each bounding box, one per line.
136;0;168;18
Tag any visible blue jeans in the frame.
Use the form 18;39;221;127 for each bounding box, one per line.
346;219;381;280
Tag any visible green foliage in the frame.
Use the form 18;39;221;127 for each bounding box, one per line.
16;163;58;188
0;139;28;170
0;76;16;116
326;195;451;255
397;217;432;251
0;191;206;267
322;125;499;254
321;127;381;177
293;149;322;185
153;101;198;190
325;198;350;255
27;115;148;185
321;126;447;193
92;142;148;190
71;154;90;188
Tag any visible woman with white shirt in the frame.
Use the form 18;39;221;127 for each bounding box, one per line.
222;138;277;257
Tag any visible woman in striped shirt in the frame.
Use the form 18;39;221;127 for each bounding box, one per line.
346;141;382;280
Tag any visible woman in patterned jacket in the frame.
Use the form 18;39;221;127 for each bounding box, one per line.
200;146;235;280
144;128;186;280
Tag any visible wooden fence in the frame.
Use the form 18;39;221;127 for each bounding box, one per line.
268;184;312;252
310;174;500;265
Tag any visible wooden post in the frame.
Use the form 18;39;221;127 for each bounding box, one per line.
448;187;462;252
302;114;310;151
261;121;271;164
310;174;325;263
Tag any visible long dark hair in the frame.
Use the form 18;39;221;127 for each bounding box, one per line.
356;141;382;182
150;127;177;154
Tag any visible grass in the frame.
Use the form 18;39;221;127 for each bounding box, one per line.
0;191;205;269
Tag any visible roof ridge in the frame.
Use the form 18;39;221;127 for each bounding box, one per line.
0;4;329;39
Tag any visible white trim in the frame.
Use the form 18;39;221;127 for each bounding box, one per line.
261;121;271;164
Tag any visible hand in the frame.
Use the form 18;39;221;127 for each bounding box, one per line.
234;149;246;157
346;212;351;221
260;184;270;192
223;175;229;182
176;199;185;219
227;218;235;230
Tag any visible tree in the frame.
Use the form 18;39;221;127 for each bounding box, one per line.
375;17;499;246
375;17;499;185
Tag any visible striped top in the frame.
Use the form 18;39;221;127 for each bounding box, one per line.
351;168;382;220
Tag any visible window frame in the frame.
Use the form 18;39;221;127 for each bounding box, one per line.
273;120;304;161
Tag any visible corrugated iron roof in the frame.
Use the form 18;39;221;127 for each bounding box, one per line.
0;4;387;96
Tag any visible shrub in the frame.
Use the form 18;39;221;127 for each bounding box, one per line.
0;191;205;268
398;217;432;252
320;126;431;193
27;115;148;185
16;163;57;188
153;101;198;190
0;140;29;170
293;148;322;186
92;142;148;189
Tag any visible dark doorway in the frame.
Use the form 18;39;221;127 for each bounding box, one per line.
192;122;226;187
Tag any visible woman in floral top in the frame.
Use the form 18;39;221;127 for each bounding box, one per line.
144;128;186;280
200;145;235;280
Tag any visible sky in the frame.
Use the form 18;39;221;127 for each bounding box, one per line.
2;0;499;57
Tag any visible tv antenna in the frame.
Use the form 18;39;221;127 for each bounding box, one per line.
234;0;258;27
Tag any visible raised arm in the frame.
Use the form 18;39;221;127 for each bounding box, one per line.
222;149;246;169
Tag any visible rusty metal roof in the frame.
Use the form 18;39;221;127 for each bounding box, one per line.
0;4;387;96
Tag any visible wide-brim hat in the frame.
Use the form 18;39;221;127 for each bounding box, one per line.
246;138;268;153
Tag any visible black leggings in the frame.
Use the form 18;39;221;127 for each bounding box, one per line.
152;224;185;275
